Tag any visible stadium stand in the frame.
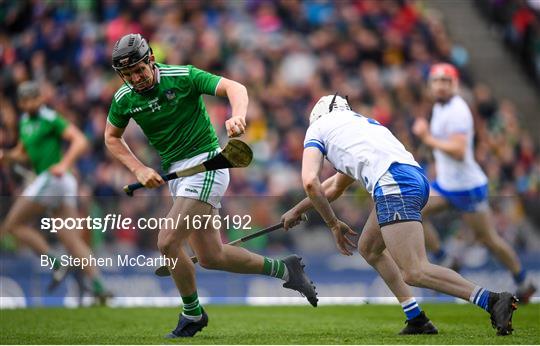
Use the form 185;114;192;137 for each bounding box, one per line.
475;0;540;87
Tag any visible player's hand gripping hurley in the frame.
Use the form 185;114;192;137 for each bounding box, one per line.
155;213;308;277
123;139;253;196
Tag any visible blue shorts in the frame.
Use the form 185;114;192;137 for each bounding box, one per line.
431;181;489;213
373;163;430;227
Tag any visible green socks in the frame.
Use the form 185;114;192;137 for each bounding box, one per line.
262;257;289;281
182;292;203;321
92;278;105;295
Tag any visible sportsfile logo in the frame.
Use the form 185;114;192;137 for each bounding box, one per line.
40;213;252;233
40;214;183;233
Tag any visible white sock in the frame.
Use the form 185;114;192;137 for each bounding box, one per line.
282;266;289;282
182;313;202;322
469;286;482;304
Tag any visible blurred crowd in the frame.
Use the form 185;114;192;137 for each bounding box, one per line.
476;0;540;87
1;0;539;254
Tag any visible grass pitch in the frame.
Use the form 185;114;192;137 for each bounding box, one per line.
0;303;538;344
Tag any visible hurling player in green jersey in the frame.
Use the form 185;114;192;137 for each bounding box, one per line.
105;34;317;338
0;81;110;302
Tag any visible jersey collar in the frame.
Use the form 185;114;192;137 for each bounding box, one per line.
23;105;46;119
154;65;161;84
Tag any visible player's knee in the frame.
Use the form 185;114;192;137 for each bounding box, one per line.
2;211;18;227
197;252;224;270
156;239;170;256
358;242;379;263
157;235;180;257
0;220;9;235
401;267;425;287
1;219;18;236
476;232;497;248
477;237;490;247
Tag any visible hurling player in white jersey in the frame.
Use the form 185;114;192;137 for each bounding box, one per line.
412;63;536;304
281;94;518;336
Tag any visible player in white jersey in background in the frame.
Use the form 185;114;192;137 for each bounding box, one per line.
412;63;536;304
282;94;518;335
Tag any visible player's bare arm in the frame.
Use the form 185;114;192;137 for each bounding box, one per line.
413;117;466;160
49;124;89;177
302;147;356;256
0;141;28;165
216;78;248;138
104;121;164;188
282;172;355;230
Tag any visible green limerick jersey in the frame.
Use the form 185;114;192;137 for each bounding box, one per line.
107;63;222;171
19;106;68;175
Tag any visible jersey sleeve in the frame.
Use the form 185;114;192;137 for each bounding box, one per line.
51;113;69;136
446;102;473;135
188;65;222;95
107;99;130;128
303;125;326;155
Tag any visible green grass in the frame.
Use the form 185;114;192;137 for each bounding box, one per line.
1;304;539;344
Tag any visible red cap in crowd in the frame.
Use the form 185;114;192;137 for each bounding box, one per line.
429;63;459;81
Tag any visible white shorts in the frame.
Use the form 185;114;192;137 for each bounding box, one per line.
168;150;230;209
22;171;78;209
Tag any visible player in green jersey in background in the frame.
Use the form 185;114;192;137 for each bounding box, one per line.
105;34;318;338
0;81;110;302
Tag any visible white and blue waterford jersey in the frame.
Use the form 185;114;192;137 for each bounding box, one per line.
430;95;488;191
303;110;419;195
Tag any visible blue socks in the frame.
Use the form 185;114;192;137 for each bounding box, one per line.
401;298;422;320
470;286;491;311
